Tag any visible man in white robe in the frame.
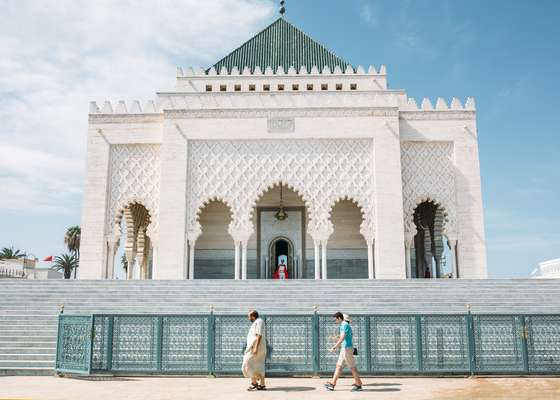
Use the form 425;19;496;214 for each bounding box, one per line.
242;310;267;391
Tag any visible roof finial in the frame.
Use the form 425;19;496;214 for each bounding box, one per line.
279;0;286;17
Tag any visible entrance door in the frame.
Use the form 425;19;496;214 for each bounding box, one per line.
258;208;305;279
269;237;294;279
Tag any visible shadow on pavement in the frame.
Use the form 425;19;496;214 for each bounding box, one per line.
363;382;402;387
265;386;316;392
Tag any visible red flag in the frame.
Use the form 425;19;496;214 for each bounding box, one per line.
43;256;53;262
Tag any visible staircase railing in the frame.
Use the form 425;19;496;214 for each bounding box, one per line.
55;311;560;376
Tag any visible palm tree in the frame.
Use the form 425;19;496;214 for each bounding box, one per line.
51;253;79;279
121;254;128;272
64;226;80;278
0;246;26;260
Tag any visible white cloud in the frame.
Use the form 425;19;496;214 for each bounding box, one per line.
360;2;378;27
0;0;274;213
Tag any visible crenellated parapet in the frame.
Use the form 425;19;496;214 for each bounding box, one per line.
177;64;387;77
401;97;475;111
399;97;476;121
175;64;388;92
89;100;160;115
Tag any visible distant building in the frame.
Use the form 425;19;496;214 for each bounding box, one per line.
0;258;62;279
532;259;560;279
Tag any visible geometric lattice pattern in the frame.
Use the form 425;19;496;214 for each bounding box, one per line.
266;315;314;371
59;313;560;375
214;315;248;373
370;315;417;372
56;315;93;374
473;315;525;372
162;316;208;372
108;144;161;241
187;139;374;242
421;315;469;372
401;142;456;235
527;315;560;373
111;316;159;372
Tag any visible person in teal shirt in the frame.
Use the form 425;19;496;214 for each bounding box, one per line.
324;312;363;392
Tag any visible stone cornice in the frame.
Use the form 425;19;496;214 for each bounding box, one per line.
165;108;399;119
89;114;164;124
399;111;476;121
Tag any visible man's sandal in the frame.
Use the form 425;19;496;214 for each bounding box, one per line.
324;382;335;391
351;384;363;392
247;383;259;391
257;385;267;391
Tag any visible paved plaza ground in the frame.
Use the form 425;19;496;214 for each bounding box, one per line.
1;376;560;400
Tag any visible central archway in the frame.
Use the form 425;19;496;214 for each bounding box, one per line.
253;183;309;279
267;236;295;279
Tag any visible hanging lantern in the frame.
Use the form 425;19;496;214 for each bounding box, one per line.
275;185;288;221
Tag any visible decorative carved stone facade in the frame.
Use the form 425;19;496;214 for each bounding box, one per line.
187;139;375;242
107;144;161;241
400;142;456;236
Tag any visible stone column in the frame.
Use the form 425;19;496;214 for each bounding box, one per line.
241;242;248;280
125;250;135;280
106;239;118;279
234;240;241;280
404;231;415;279
321;240;328;280
80;127;111;279
156;120;188;279
367;240;374;279
314;240;321;280
188;239;195;280
447;233;459;279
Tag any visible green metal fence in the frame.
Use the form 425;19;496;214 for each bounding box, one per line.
56;312;560;376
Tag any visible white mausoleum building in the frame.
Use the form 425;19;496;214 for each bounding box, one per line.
80;17;487;280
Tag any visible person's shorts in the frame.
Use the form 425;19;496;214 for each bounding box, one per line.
336;347;356;368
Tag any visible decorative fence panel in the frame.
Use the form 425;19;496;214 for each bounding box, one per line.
56;315;93;374
56;312;560;376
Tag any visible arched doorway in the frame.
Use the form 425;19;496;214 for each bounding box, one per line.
268;236;295;279
112;202;153;280
254;183;308;279
195;199;234;279
328;199;368;279
411;200;451;278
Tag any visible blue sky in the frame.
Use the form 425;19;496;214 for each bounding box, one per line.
1;0;558;277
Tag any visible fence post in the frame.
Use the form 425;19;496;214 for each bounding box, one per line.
208;306;216;377
312;306;320;376
466;305;476;375
88;315;94;375
521;315;530;373
156;316;163;372
415;315;423;373
365;316;372;374
107;316;114;371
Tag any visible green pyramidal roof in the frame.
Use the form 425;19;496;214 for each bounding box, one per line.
211;18;352;73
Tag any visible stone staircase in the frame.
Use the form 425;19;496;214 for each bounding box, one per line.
1;279;560;375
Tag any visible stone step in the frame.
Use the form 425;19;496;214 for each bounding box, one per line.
0;367;54;376
0;348;55;355
0;336;59;343
0;353;54;361
0;360;54;368
0;341;56;348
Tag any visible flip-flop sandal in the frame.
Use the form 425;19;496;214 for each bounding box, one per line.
257;385;267;391
247;383;259;391
324;382;335;391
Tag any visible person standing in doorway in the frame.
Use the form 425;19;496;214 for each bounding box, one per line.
324;312;363;392
243;310;267;391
